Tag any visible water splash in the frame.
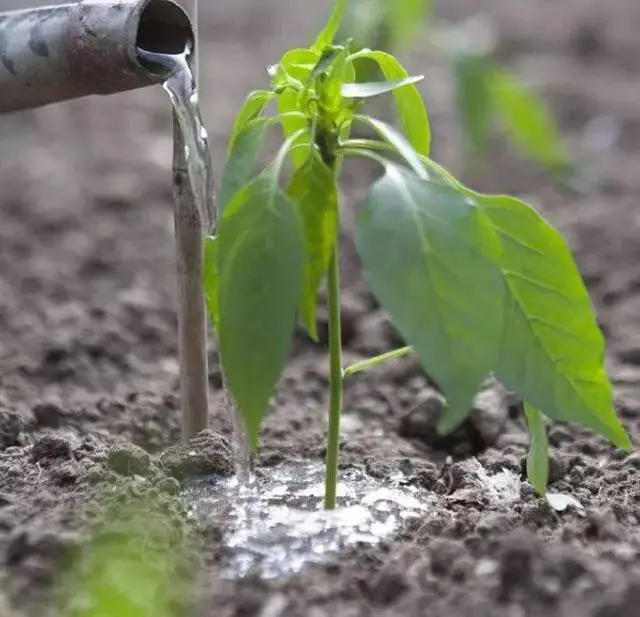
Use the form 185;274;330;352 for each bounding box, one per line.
183;461;431;580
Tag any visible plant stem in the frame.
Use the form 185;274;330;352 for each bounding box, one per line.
324;244;343;510
343;346;413;378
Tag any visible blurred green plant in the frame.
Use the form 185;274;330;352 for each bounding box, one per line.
55;478;193;617
337;0;570;174
203;0;630;511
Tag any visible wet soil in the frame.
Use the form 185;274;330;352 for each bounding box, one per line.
2;0;640;615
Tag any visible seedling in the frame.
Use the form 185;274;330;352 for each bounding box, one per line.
203;0;630;509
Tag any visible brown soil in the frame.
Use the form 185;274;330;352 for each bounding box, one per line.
2;0;640;616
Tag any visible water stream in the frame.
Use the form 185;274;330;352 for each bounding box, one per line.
138;44;214;233
138;44;251;481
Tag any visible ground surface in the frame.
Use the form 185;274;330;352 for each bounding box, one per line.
2;0;640;615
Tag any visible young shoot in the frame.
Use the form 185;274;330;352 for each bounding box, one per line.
203;0;630;509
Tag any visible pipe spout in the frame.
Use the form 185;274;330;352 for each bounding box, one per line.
0;0;193;114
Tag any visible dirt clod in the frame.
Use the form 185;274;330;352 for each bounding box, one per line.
31;402;66;429
398;385;507;454
107;441;153;477
365;570;411;605
30;434;72;462
158;430;233;480
0;410;23;449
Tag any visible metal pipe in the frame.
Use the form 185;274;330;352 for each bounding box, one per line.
0;0;193;114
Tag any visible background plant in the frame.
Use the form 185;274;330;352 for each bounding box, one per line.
55;478;193;617
337;0;571;176
203;0;630;509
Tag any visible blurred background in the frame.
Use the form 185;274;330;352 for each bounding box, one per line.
1;0;640;427
3;2;640;615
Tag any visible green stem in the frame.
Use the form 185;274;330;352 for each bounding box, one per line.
343;346;413;378
324;244;343;510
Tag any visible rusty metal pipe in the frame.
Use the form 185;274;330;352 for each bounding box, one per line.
0;0;193;114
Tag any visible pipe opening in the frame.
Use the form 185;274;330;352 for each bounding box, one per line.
136;0;193;75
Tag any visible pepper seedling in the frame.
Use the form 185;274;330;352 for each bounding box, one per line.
203;0;630;509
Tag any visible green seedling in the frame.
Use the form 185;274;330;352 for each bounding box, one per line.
203;0;630;509
55;480;192;617
338;0;570;175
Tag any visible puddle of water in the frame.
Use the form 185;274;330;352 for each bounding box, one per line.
182;461;430;580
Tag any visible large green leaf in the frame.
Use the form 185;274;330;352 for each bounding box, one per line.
489;68;569;172
524;403;549;496
477;193;630;449
202;235;219;331
217;172;305;451
219;118;269;216
286;150;339;340
228;90;274;153
348;49;430;156
356;164;504;431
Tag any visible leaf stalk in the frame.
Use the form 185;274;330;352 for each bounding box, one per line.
342;345;413;378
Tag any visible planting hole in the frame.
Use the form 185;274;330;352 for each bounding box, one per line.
182;461;431;580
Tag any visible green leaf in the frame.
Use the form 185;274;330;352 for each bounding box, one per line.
217;172;305;451
356;116;426;177
308;47;343;84
341;75;424;99
219;118;270;216
228;90;274;153
286;150;339;340
355;164;504;432
477;193;630;450
452;53;493;158
349;49;430;156
273;48;319;86
325;46;356;111
524;403;549;496
312;0;346;52
276;88;311;169
202;235;219;331
489;68;569;172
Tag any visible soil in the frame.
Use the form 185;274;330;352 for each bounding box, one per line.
2;0;640;615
